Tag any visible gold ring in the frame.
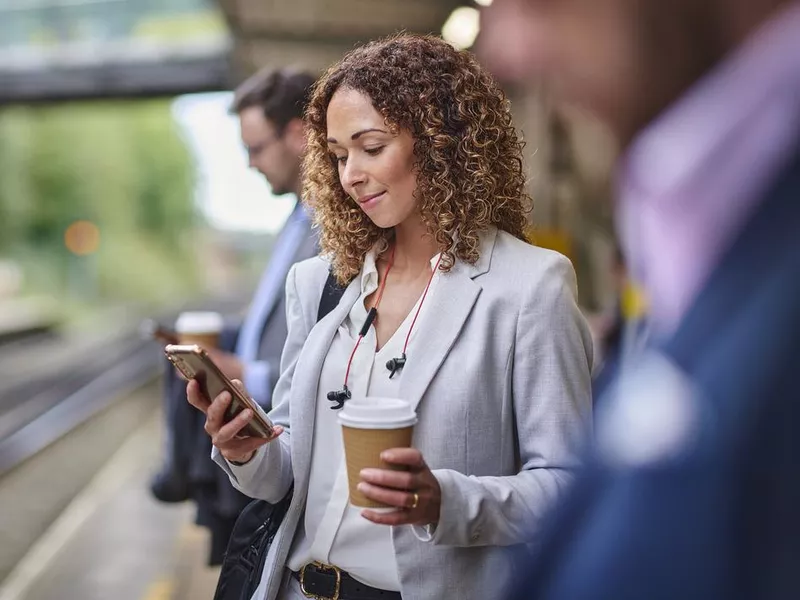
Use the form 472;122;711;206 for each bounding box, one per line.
410;492;419;509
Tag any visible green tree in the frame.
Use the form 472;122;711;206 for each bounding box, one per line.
0;99;200;310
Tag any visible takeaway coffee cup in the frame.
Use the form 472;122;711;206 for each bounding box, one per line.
338;398;418;508
174;311;223;349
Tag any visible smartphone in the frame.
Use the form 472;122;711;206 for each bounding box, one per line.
164;344;274;438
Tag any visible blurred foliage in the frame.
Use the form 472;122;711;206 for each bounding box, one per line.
0;100;202;311
133;10;227;41
1;1;225;48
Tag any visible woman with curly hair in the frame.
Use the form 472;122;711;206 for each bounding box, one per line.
191;33;593;600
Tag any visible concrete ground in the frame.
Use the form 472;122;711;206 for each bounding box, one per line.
0;405;219;600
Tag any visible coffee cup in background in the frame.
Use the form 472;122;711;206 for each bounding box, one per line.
174;311;223;349
338;398;418;508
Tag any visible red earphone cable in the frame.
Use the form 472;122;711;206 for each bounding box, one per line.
342;244;396;387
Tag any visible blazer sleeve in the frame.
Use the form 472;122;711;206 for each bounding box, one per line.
427;253;594;547
212;263;310;503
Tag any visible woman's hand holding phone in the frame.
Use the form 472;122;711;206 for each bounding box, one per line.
186;379;284;465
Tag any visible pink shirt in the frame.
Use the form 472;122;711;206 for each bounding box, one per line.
617;2;800;335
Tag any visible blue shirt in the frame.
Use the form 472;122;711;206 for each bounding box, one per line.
236;203;311;407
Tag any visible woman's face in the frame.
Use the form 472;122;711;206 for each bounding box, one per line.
326;87;418;229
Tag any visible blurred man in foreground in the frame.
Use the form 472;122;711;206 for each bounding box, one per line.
151;68;318;564
482;0;800;598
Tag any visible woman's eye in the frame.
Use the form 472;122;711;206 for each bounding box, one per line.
333;155;347;166
365;146;384;156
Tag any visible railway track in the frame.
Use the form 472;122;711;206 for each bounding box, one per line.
0;296;247;478
0;334;162;477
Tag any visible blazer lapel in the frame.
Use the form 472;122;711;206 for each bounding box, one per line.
291;277;362;480
398;228;498;412
293;226;499;473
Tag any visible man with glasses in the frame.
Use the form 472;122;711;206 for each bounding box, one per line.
151;68;319;565
205;68;318;403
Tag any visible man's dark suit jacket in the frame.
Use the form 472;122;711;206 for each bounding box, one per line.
156;209;318;564
508;146;800;600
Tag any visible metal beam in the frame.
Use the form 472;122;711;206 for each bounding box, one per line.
216;0;465;78
0;52;232;104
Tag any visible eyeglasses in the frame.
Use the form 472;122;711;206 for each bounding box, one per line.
245;134;281;160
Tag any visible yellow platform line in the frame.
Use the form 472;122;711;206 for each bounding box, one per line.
141;578;176;600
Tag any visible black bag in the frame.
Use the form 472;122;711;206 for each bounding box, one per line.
214;271;346;600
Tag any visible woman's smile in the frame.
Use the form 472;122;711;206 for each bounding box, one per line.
357;191;386;210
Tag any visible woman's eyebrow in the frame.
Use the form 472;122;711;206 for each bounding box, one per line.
327;128;389;144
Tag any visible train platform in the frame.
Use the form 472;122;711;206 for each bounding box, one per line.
0;389;221;600
0;294;256;600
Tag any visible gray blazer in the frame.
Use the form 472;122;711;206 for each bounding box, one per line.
215;227;594;600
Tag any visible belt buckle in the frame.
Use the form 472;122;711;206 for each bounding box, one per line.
299;561;342;600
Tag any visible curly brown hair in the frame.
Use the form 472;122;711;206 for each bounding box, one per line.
303;33;532;285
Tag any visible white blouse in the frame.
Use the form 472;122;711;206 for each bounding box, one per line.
285;250;440;590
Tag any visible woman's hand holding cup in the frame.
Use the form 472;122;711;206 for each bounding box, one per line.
337;398;438;525
358;448;442;526
186;379;283;464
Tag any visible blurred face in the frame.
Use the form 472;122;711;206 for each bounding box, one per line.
238;106;303;196
481;0;725;147
326;88;418;229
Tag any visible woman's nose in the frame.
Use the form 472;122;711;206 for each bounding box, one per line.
341;157;366;189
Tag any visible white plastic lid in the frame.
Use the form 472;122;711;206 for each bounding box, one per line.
175;311;224;334
338;398;418;429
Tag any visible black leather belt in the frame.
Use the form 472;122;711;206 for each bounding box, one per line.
291;562;402;600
